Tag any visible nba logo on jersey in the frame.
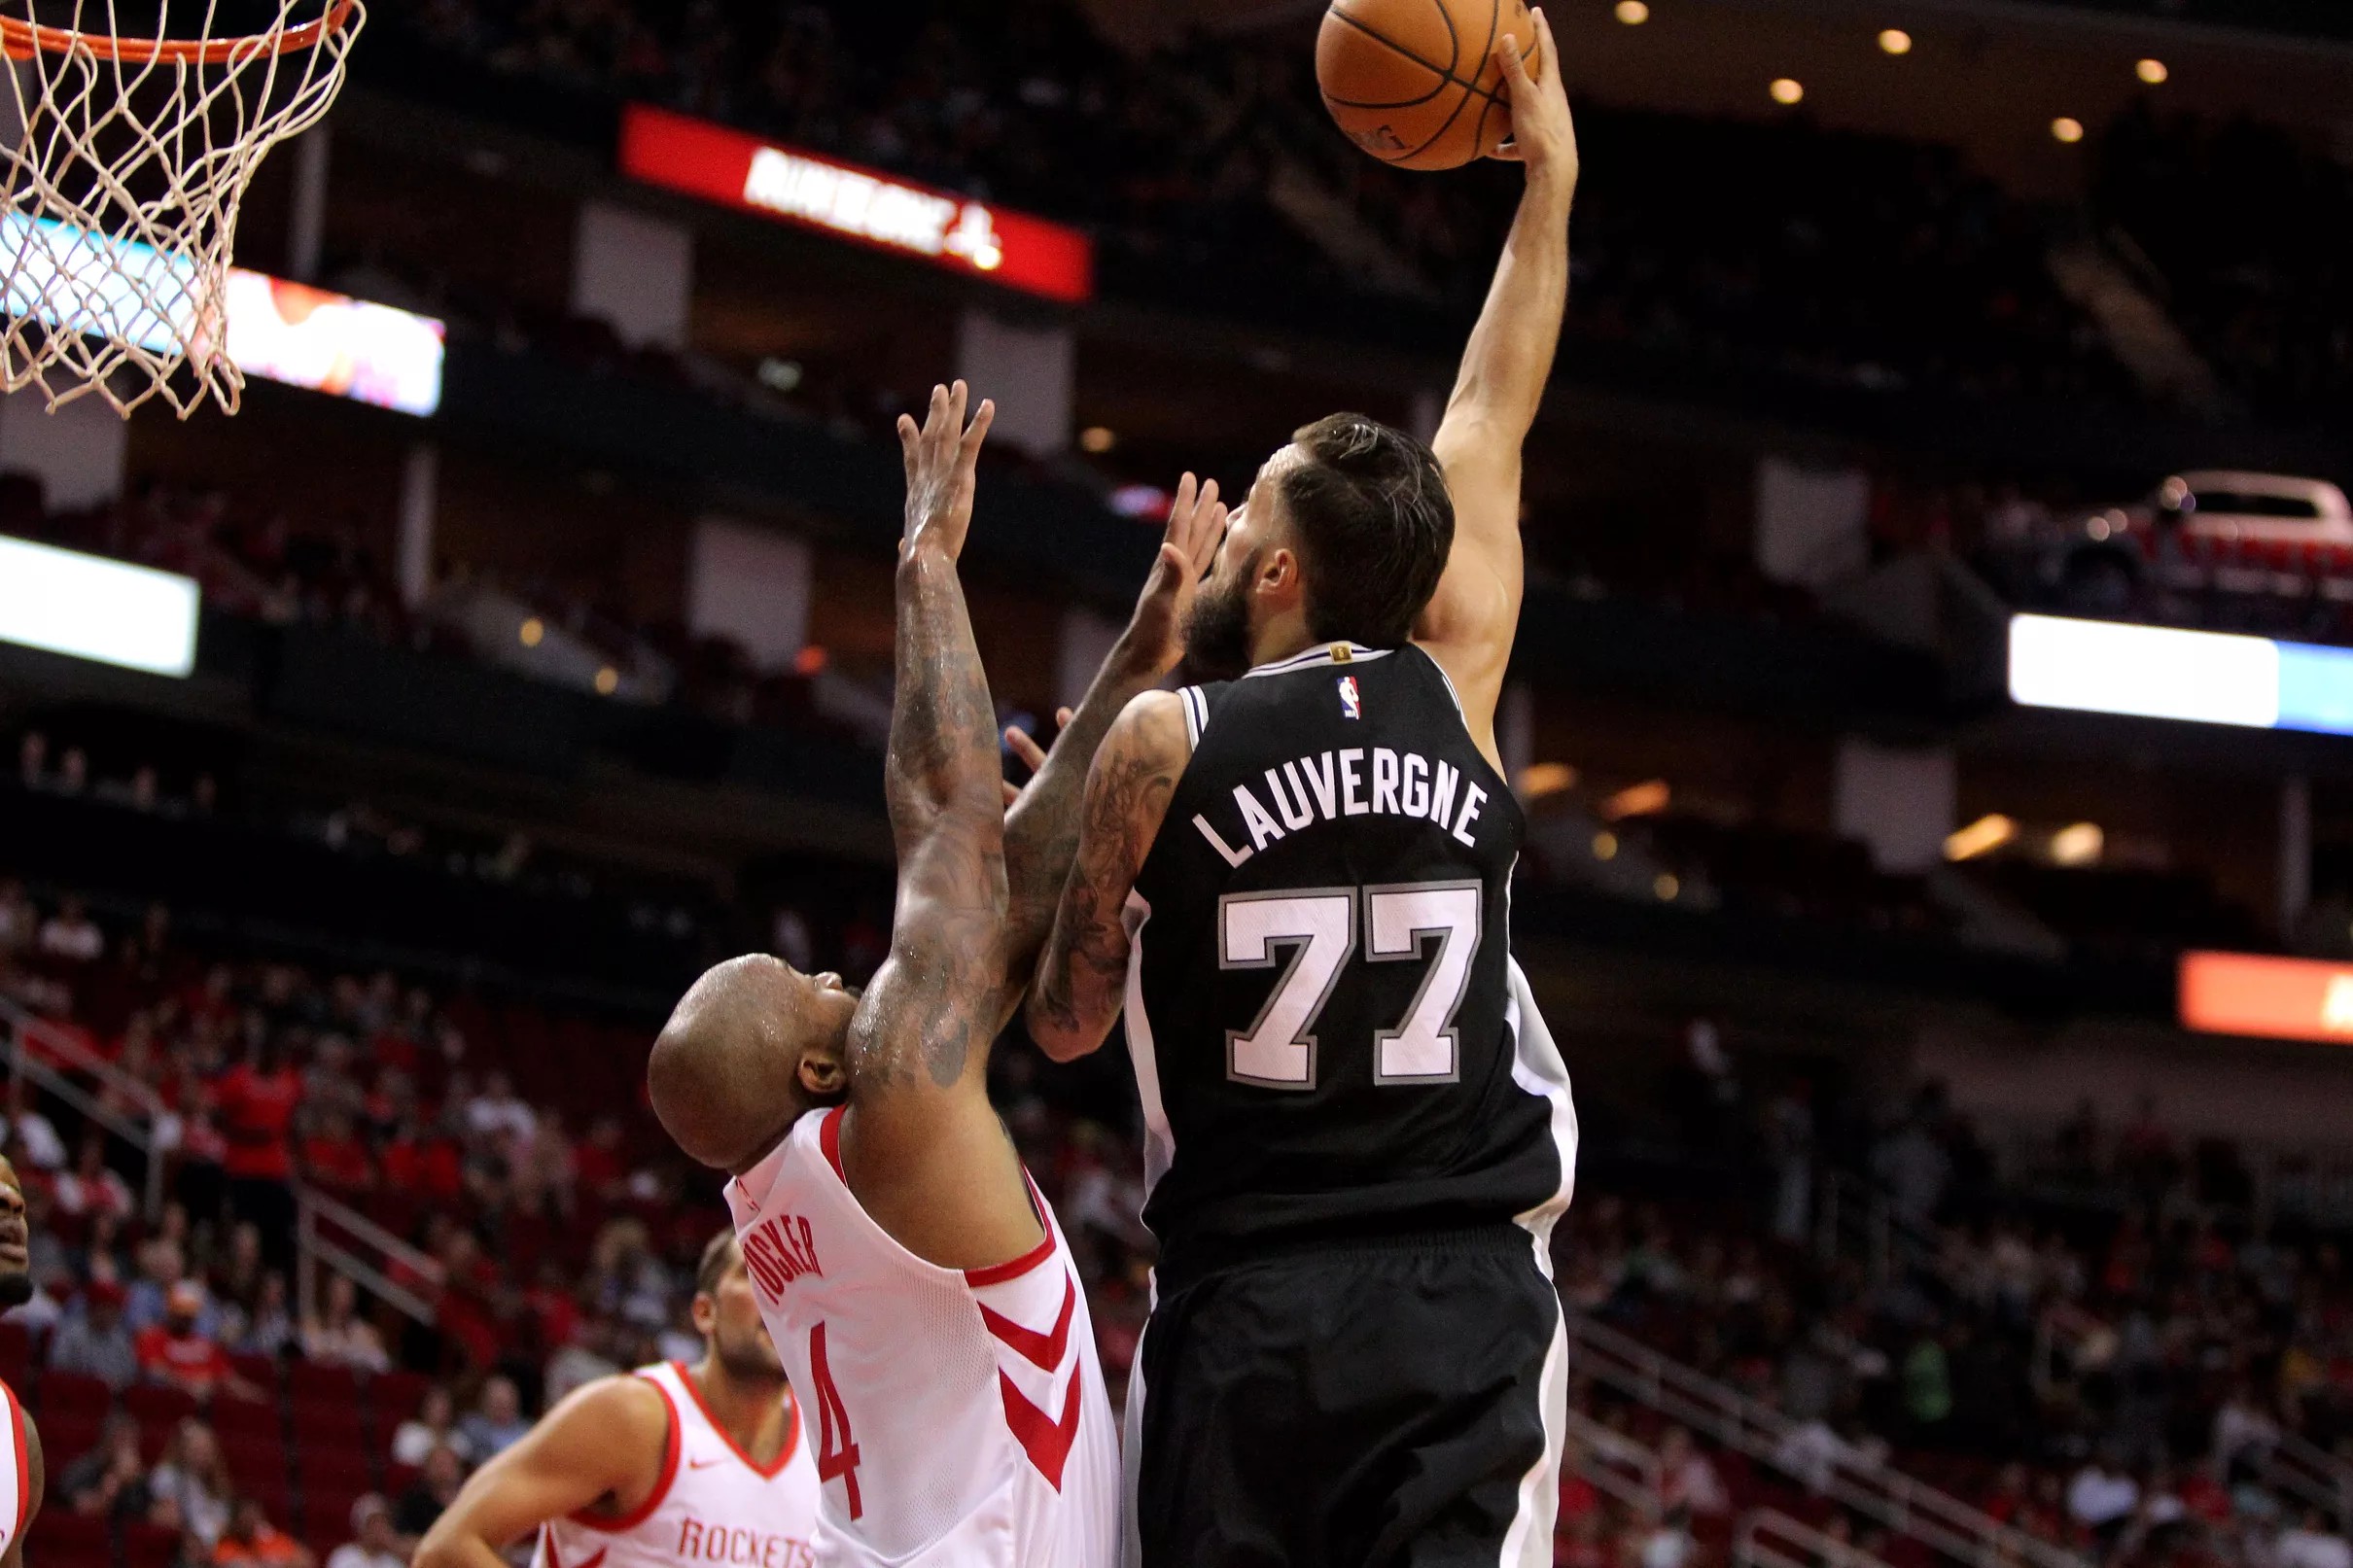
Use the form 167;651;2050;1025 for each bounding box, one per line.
1337;676;1362;719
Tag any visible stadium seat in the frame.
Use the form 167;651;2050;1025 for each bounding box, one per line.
287;1359;361;1408
211;1394;285;1444
0;1321;34;1389
36;1509;114;1568
122;1381;198;1430
123;1521;185;1568
369;1368;432;1425
292;1397;369;1450
229;1351;282;1392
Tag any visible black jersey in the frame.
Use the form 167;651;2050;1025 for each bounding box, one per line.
1125;642;1577;1267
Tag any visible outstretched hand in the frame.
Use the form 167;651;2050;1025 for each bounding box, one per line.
896;381;995;562
1490;7;1577;189
1122;472;1229;679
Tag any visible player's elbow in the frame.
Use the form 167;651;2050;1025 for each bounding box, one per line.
1024;990;1105;1064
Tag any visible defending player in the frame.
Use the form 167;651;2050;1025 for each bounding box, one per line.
414;1233;821;1568
2;1155;48;1568
1025;16;1580;1566
648;382;1225;1566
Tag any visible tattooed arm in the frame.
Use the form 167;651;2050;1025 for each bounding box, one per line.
992;475;1226;1029
835;382;1036;1273
1024;688;1193;1063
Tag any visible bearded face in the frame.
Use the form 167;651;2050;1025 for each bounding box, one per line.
1180;545;1262;683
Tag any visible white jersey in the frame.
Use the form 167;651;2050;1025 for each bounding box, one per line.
0;1376;28;1559
726;1106;1120;1568
531;1362;823;1568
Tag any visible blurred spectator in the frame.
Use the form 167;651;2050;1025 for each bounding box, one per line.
0;878;33;954
457;1375;529;1460
2277;1512;2353;1568
391;1386;465;1468
213;1039;301;1267
466;1071;535;1145
48;1277;138;1387
232;1271;296;1357
136;1278;264;1402
38;895;103;961
393;1444;466;1543
300;1273;390;1372
326;1495;404;1568
2066;1449;2140;1553
213;1493;315;1568
150;1417;234;1548
53;1132;134;1220
56;1411;153;1519
1655;1425;1730;1518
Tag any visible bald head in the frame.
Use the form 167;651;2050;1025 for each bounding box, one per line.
650;955;855;1173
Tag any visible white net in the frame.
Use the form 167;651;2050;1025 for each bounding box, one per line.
0;1;364;418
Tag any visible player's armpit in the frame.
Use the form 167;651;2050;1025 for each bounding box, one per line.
413;1377;670;1568
1026;688;1191;1063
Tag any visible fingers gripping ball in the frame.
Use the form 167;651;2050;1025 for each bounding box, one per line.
1317;0;1540;171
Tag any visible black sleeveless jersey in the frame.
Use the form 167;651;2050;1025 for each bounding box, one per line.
1124;642;1576;1264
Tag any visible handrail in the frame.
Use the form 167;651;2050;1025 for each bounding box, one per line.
1563;1407;1666;1521
1737;1509;1900;1568
2267;1430;2353;1528
1;995;167;1217
294;1183;446;1328
1565;1312;2087;1568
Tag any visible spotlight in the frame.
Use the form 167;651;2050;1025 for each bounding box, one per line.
1654;873;1681;902
1944;815;2018;862
2052;117;2085;144
1592;831;1620;862
1879;28;1913;54
1771;78;1805;105
1615;0;1649;21
594;667;620;696
1079;427;1117;454
518;617;545;648
2136;57;2168;85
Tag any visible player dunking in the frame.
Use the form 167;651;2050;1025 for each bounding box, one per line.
1027;17;1579;1567
648;382;1227;1566
415;1233;821;1568
2;1155;48;1568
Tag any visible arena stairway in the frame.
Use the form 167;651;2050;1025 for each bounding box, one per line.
1563;1310;2087;1568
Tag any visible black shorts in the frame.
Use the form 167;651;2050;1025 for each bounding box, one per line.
1127;1225;1564;1568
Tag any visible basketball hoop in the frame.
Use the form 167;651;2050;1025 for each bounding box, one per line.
0;1;366;418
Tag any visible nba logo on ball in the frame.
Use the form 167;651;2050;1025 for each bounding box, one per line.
1338;677;1363;719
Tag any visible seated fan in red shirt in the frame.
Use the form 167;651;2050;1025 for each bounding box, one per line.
134;1281;267;1403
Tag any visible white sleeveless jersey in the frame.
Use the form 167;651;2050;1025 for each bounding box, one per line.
0;1376;28;1559
725;1106;1120;1568
531;1362;823;1568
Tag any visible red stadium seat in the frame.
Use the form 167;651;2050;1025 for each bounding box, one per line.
229;1351;282;1392
123;1521;186;1568
37;1509;114;1568
211;1394;284;1444
369;1369;432;1424
123;1380;198;1430
288;1360;361;1407
293;1399;369;1451
0;1321;35;1388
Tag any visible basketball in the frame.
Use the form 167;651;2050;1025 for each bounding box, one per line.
1317;0;1541;171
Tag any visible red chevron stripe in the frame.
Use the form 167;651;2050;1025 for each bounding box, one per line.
998;1365;1084;1490
976;1274;1075;1373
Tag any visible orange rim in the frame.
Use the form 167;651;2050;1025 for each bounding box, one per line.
0;1;358;64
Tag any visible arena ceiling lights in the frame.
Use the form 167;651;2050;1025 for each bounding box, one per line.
0;536;198;678
2008;613;2353;738
619;106;1096;305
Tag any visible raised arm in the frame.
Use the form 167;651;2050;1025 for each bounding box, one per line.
413;1378;669;1568
1025;686;1192;1063
993;475;1227;1028
1417;7;1577;763
833;382;1038;1271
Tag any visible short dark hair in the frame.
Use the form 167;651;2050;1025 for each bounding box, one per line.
1277;414;1455;648
694;1230;738;1297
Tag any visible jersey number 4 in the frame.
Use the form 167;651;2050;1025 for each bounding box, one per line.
809;1323;863;1519
1219;881;1481;1089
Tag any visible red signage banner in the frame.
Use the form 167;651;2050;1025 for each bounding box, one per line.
2179;950;2353;1044
619;105;1094;305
